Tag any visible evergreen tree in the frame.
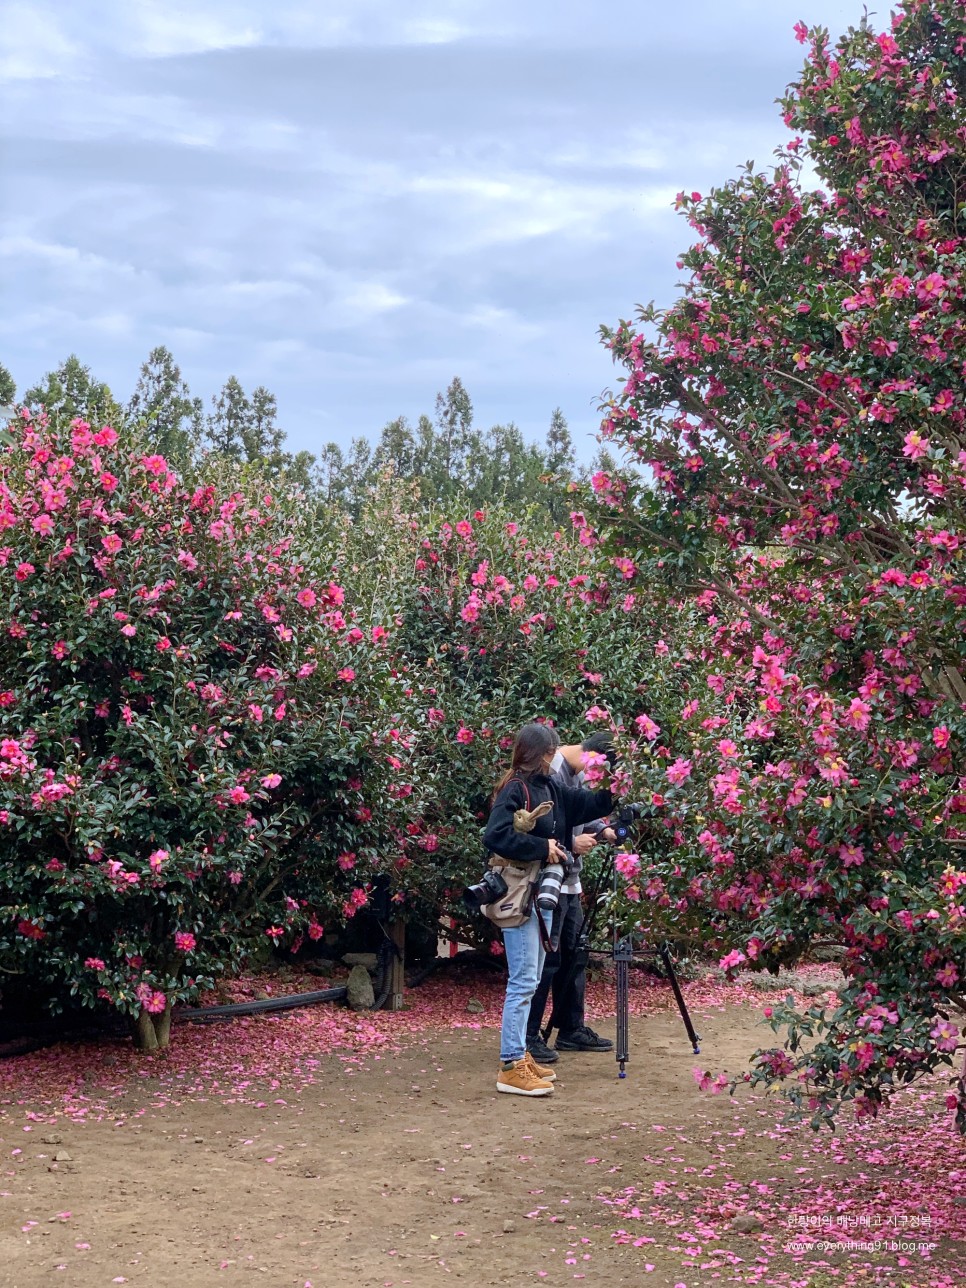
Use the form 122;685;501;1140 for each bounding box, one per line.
373;415;418;477
545;407;575;477
0;362;15;407
316;442;348;508
25;355;123;425
432;377;477;497
206;376;251;459
244;386;286;465
127;346;203;466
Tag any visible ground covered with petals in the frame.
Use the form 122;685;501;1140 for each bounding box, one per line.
0;964;962;1287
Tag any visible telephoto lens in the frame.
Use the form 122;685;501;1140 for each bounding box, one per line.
536;863;564;911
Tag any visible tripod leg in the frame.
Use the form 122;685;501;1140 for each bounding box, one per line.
659;944;701;1054
614;936;632;1076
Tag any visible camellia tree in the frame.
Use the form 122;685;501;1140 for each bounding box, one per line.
0;408;417;1047
585;0;966;1129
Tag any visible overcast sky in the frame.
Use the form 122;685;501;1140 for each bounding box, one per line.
0;0;861;460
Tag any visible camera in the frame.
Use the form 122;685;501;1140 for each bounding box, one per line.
463;867;509;911
536;862;565;911
611;802;647;842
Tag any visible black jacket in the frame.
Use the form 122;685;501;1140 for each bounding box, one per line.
482;773;613;866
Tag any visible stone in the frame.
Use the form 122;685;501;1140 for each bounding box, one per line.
53;1151;72;1163
346;964;375;1010
811;944;846;963
466;997;485;1014
730;1213;764;1234
343;952;379;971
502;1220;516;1233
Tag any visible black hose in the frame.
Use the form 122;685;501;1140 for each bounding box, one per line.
174;985;348;1023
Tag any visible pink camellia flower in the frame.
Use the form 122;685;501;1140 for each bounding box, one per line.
666;757;693;785
145;989;167;1014
99;471;118;492
261;773;282;789
933;725;951;749
337;667;355;682
51;641;69;660
15;562;34;581
248;704;263;723
307;920;324;941
839;843;864;868
719;949;746;972
101;533;123;554
92;425;118;447
614;852;641;880
228;870;243;885
228;785;250;805
931;1019;960;1053
337;852;356;871
455;520;472;538
120;624;137;638
455;725;474;744
936;963;959;988
296;588;317;609
174;931;196;953
635;714;661;740
32;513;55;535
274;702;286;721
903;430;929;460
84;957;106;971
155;636;171;652
148;850;168;872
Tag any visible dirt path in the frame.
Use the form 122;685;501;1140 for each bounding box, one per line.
1;981;962;1288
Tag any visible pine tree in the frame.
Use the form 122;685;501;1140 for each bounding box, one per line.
244;386;286;465
545;407;575;477
25;355;123;425
206;376;251;459
127;346;203;466
0;362;15;407
373;415;418;477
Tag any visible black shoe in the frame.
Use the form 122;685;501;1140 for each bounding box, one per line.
555;1025;614;1052
526;1035;560;1064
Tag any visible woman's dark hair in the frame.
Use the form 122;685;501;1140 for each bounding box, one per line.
492;722;559;801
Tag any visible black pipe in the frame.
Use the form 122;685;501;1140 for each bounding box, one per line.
174;985;348;1023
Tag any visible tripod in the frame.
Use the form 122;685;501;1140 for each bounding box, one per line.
540;849;701;1073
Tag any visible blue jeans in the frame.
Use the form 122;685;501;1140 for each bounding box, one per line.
500;906;551;1062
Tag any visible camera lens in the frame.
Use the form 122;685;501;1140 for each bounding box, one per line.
462;868;508;911
536;863;564;911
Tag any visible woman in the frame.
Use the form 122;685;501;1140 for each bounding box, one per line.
483;722;613;1096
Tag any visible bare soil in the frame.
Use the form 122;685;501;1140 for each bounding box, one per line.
0;976;961;1288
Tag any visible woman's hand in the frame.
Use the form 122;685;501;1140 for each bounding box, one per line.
547;839;568;864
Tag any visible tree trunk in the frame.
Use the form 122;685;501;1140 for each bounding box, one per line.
132;1002;172;1050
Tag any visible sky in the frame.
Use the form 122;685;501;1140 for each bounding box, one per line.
0;0;863;461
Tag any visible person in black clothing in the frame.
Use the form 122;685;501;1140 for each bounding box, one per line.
527;733;617;1063
483;722;612;1097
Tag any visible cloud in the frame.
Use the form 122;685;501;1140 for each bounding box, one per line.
0;0;864;457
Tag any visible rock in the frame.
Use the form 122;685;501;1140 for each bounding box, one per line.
466;997;485;1014
502;1220;516;1234
730;1213;764;1234
53;1151;72;1163
346;964;375;1010
802;981;830;997
41;1135;62;1146
953;1195;966;1207
343;952;378;972
811;944;846;963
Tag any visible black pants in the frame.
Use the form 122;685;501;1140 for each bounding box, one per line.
527;891;585;1039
